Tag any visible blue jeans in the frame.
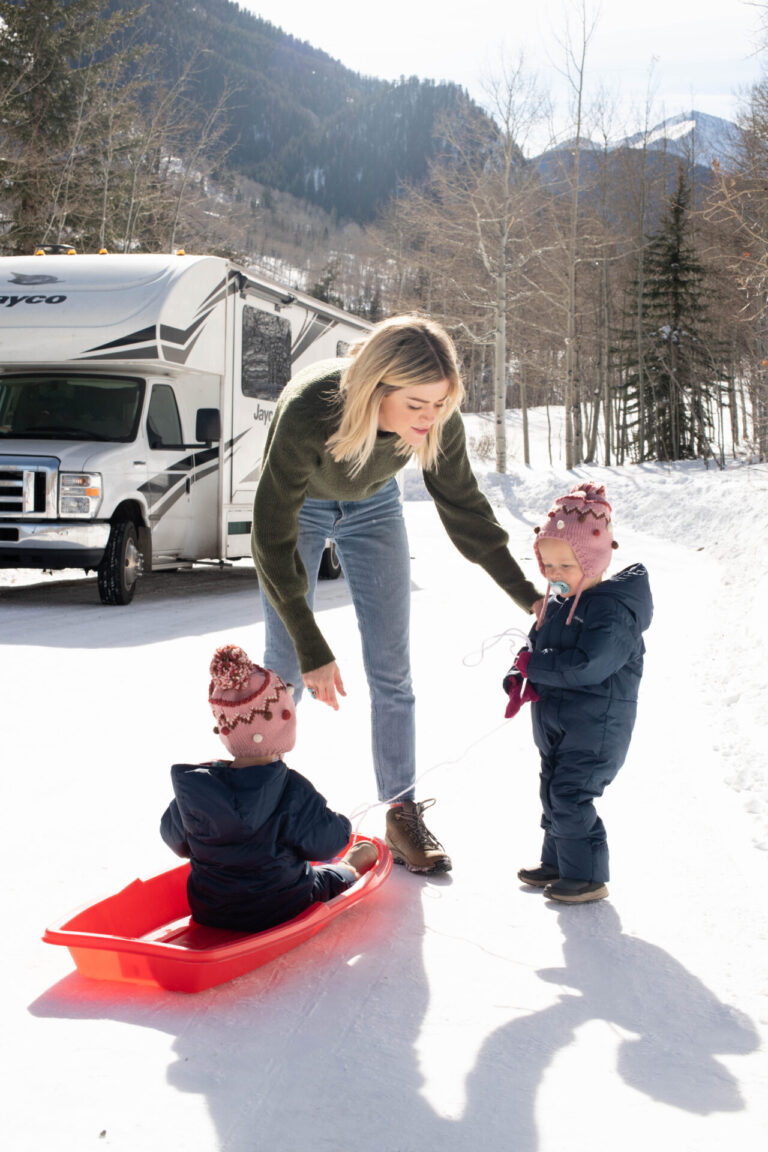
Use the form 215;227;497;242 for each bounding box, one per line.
261;479;416;803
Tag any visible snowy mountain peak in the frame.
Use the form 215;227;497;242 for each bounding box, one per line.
538;110;742;172
613;110;742;170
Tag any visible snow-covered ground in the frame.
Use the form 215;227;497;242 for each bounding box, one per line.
3;410;767;1151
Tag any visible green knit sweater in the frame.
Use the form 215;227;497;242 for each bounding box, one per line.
251;359;541;672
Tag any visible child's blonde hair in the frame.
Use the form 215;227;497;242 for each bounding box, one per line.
326;314;464;476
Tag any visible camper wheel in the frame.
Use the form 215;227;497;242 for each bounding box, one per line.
97;520;144;605
318;542;342;581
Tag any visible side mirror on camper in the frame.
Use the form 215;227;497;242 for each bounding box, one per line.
196;408;221;444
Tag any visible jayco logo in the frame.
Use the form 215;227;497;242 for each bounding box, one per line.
253;405;274;426
0;294;67;307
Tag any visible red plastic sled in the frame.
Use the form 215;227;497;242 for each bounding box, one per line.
43;836;392;993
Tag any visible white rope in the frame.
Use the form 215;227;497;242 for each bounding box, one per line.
349;717;512;833
461;626;531;668
349;626;533;834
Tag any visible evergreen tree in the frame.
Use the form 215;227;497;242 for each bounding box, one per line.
615;166;724;460
0;0;138;252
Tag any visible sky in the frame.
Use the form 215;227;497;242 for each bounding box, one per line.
238;0;766;148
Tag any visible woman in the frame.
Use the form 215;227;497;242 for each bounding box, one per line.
252;315;542;873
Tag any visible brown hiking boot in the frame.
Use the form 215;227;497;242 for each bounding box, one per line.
341;839;378;878
385;799;452;874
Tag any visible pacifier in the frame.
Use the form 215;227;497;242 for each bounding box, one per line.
549;580;570;597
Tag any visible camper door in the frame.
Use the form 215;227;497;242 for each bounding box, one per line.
226;300;291;556
143;379;219;564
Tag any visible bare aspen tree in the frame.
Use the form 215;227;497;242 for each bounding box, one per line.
555;0;599;469
166;82;237;251
479;61;547;471
624;66;661;462
706;42;768;458
379;60;546;471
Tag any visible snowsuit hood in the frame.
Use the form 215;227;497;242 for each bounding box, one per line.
587;563;653;634
167;758;289;850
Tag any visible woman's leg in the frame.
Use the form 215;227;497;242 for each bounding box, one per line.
261;498;335;701
333;480;416;803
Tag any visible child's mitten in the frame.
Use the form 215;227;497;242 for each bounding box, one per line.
504;674;524;718
503;649;539;719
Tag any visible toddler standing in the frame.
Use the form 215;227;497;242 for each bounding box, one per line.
503;482;652;903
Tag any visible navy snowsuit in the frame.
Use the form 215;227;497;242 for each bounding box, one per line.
523;564;653;883
160;758;352;932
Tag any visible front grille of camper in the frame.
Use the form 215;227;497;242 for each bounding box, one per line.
0;458;58;517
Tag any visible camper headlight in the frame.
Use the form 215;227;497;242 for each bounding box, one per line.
59;472;103;517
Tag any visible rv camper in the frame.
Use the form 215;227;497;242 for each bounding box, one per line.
0;252;372;603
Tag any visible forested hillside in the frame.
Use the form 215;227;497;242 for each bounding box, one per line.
103;0;477;221
0;0;483;253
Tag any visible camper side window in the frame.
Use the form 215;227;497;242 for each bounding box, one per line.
241;307;291;400
147;385;183;449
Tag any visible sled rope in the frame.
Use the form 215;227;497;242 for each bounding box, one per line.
461;625;531;668
348;626;531;832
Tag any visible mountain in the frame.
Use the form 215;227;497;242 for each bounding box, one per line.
612;110;742;172
536;110;742;178
529;110;743;230
105;0;483;223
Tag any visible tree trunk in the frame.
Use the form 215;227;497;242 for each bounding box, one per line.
520;360;530;467
494;272;508;473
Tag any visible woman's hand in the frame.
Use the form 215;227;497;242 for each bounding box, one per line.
303;661;346;711
531;597;545;621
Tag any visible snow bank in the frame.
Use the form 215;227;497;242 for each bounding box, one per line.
3;407;767;1151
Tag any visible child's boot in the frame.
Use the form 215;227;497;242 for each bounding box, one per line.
341;839;378;878
517;863;559;887
543;878;608;903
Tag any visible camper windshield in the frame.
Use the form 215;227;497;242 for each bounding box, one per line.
0;375;145;442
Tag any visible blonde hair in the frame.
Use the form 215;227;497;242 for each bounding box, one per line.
327;314;464;476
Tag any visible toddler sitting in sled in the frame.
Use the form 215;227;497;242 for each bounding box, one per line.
160;644;376;932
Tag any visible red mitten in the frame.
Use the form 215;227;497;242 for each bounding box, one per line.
514;648;531;677
505;675;523;718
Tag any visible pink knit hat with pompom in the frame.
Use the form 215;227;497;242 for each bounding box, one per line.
208;645;296;759
533;481;619;626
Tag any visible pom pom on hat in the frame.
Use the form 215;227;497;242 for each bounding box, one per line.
209;645;254;691
208;645;296;759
